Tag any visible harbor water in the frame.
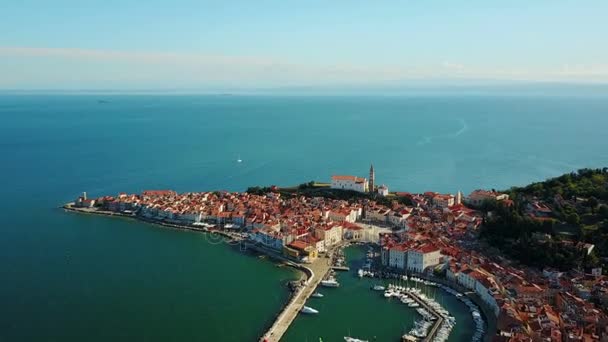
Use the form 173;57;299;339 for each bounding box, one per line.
283;246;476;341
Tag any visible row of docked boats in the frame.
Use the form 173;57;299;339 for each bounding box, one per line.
301;291;324;314
376;284;456;341
434;283;485;341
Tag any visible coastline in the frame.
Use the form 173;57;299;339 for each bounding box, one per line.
62;203;243;241
62;202;320;341
62;202;483;341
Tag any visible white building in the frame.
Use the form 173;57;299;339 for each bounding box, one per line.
387;209;411;228
314;224;343;247
406;245;442;273
366;208;390;223
465;190;509;207
432;194;455;208
388;245;407;269
328;209;359;223
331;175;369;193
458;269;500;317
250;229;290;250
377;184;389;197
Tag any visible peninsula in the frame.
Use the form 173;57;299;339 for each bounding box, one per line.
64;167;608;342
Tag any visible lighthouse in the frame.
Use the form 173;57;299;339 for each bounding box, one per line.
369;164;375;193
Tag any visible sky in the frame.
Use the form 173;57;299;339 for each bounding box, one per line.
1;0;608;90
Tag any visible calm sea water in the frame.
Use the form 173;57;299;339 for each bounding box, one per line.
1;94;607;341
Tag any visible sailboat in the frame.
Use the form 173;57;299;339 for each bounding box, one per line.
236;154;242;163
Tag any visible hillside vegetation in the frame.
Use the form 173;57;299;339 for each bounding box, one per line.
480;168;608;271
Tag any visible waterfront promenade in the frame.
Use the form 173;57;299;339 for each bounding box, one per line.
260;255;332;342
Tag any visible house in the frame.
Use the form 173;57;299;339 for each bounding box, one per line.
314;223;343;247
465;190;509;207
407;244;441;273
250;229;290;250
388;244;408;269
342;222;364;242
284;240;318;263
433;194;455;208
378;184;389;197
74;192;95;208
331;175;369;193
366;207;390;223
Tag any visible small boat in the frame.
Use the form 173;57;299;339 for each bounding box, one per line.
357;269;364;278
344;337;368;342
371;285;385;291
301;306;319;314
312;292;324;298
408;302;420;307
236;154;242;163
321;279;340;287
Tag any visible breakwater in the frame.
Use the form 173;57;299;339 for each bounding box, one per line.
63;204;244;241
259;249;333;342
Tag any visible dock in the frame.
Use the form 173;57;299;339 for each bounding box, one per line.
406;292;443;342
260;254;333;342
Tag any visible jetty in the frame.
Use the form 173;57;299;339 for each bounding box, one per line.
260;253;333;342
404;291;443;342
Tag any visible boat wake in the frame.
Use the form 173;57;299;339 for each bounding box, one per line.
449;119;468;138
417;118;468;145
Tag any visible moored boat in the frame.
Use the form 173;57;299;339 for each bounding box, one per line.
344;337;368;342
312;292;324;298
301;306;319;314
321;279;340;287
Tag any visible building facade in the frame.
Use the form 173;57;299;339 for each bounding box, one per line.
331;175;369;193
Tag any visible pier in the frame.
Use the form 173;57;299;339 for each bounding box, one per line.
405;291;443;342
260;254;333;342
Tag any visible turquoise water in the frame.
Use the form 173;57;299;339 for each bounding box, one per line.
1;94;608;341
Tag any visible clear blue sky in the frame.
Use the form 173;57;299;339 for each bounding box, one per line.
1;0;607;90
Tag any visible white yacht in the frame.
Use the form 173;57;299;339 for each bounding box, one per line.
344;337;368;342
321;279;340;287
357;269;364;278
371;285;385;291
301;306;319;314
312;292;324;298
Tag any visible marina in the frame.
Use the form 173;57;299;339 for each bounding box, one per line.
283;246;479;341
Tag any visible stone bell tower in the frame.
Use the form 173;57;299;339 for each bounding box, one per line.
369;164;375;193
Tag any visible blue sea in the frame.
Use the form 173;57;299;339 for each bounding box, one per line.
1;93;607;341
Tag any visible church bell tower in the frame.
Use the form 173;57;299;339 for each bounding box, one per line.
369;164;375;193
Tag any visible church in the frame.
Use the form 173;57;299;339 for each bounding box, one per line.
330;164;377;193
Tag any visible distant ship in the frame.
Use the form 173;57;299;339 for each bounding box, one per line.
236;154;242;163
97;99;109;104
